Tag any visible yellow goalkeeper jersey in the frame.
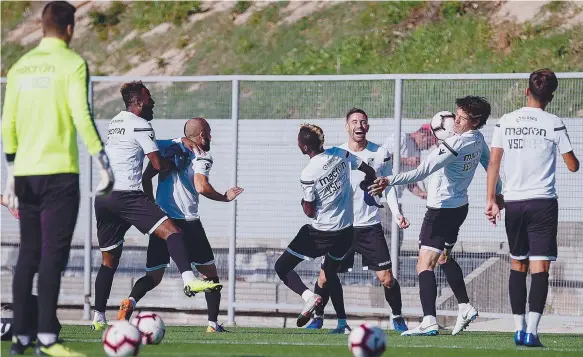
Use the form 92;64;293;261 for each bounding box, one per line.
2;37;103;176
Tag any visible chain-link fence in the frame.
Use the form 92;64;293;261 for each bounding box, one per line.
1;74;582;324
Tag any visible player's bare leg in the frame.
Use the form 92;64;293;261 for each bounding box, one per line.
92;247;122;331
195;264;227;332
438;250;478;335
153;220;221;296
401;249;440;336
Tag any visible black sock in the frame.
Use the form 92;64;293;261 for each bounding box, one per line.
440;258;470;304
166;233;193;274
323;265;346;320
130;275;156;303
509;270;527;315
94;264;116;313
313;281;328;316
418;270;437;317
274;251;308;296
384;279;402;316
205;277;221;322
529;272;549;314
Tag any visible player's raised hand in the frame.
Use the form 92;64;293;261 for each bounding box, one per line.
368;177;389;196
225;186;244;201
485;199;501;226
396;214;410;229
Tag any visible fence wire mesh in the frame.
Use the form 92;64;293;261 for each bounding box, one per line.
1;75;582;320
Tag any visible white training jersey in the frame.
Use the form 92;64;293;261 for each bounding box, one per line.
300;147;363;231
388;130;503;209
339;141;392;227
491;107;573;201
383;132;423;198
104;111;159;191
155;138;213;221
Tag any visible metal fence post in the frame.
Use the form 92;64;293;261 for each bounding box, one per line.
83;79;94;320
390;78;403;280
227;79;240;326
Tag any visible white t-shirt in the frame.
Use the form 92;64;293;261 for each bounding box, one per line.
339;141;392;227
300;147;363;231
491;107;573;201
383;132;423;198
104;111;159;191
388;130;503;209
155;138;213;221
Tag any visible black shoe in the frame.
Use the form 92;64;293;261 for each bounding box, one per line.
9;336;30;355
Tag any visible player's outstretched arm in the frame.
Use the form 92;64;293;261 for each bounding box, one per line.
194;173;243;202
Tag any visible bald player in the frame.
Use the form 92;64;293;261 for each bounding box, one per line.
116;118;243;332
2;2;114;356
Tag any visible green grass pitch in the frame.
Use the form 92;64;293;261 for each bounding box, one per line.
2;325;583;356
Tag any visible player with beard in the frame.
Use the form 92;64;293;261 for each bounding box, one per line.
305;108;410;333
91;85;222;331
115;118;243;332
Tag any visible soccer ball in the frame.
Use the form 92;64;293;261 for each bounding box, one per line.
102;321;141;357
348;323;387;357
131;312;166;345
430;110;456;141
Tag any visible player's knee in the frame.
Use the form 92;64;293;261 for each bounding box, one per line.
511;259;529;273
101;248;121;269
274;255;288;278
147;270;165;286
377;270;394;288
156;220;182;239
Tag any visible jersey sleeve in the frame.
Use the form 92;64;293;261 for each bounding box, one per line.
553;118;574;154
491;117;504;148
300;169;316;203
68;60;104;155
380;148;393;177
193;153;213;176
133;122;158;154
388;137;458;186
1;70;18;156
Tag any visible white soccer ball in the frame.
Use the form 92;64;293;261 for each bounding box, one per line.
348;323;387;357
430;110;456;141
102;321;142;357
131;312;166;345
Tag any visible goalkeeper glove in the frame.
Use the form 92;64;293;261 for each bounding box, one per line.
94;150;114;196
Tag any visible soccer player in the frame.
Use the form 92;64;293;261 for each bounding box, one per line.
485;69;579;347
115;118;243;333
305;108;411;334
91;83;222;331
2;2;114;356
274;124;377;328
370;96;504;336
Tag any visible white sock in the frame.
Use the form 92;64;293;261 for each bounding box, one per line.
513;314;526;332
458;303;470;312
93;310;106;322
301;289;314;302
422;315;437;326
181;270;196;284
526;312;542;336
129;297;137;308
16;335;30;346
37;333;57;346
392;314;402;319
208;321;218;329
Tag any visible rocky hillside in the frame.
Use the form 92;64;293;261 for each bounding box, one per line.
2;1;583;77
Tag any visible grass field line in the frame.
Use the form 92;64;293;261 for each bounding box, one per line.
62;338;581;352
